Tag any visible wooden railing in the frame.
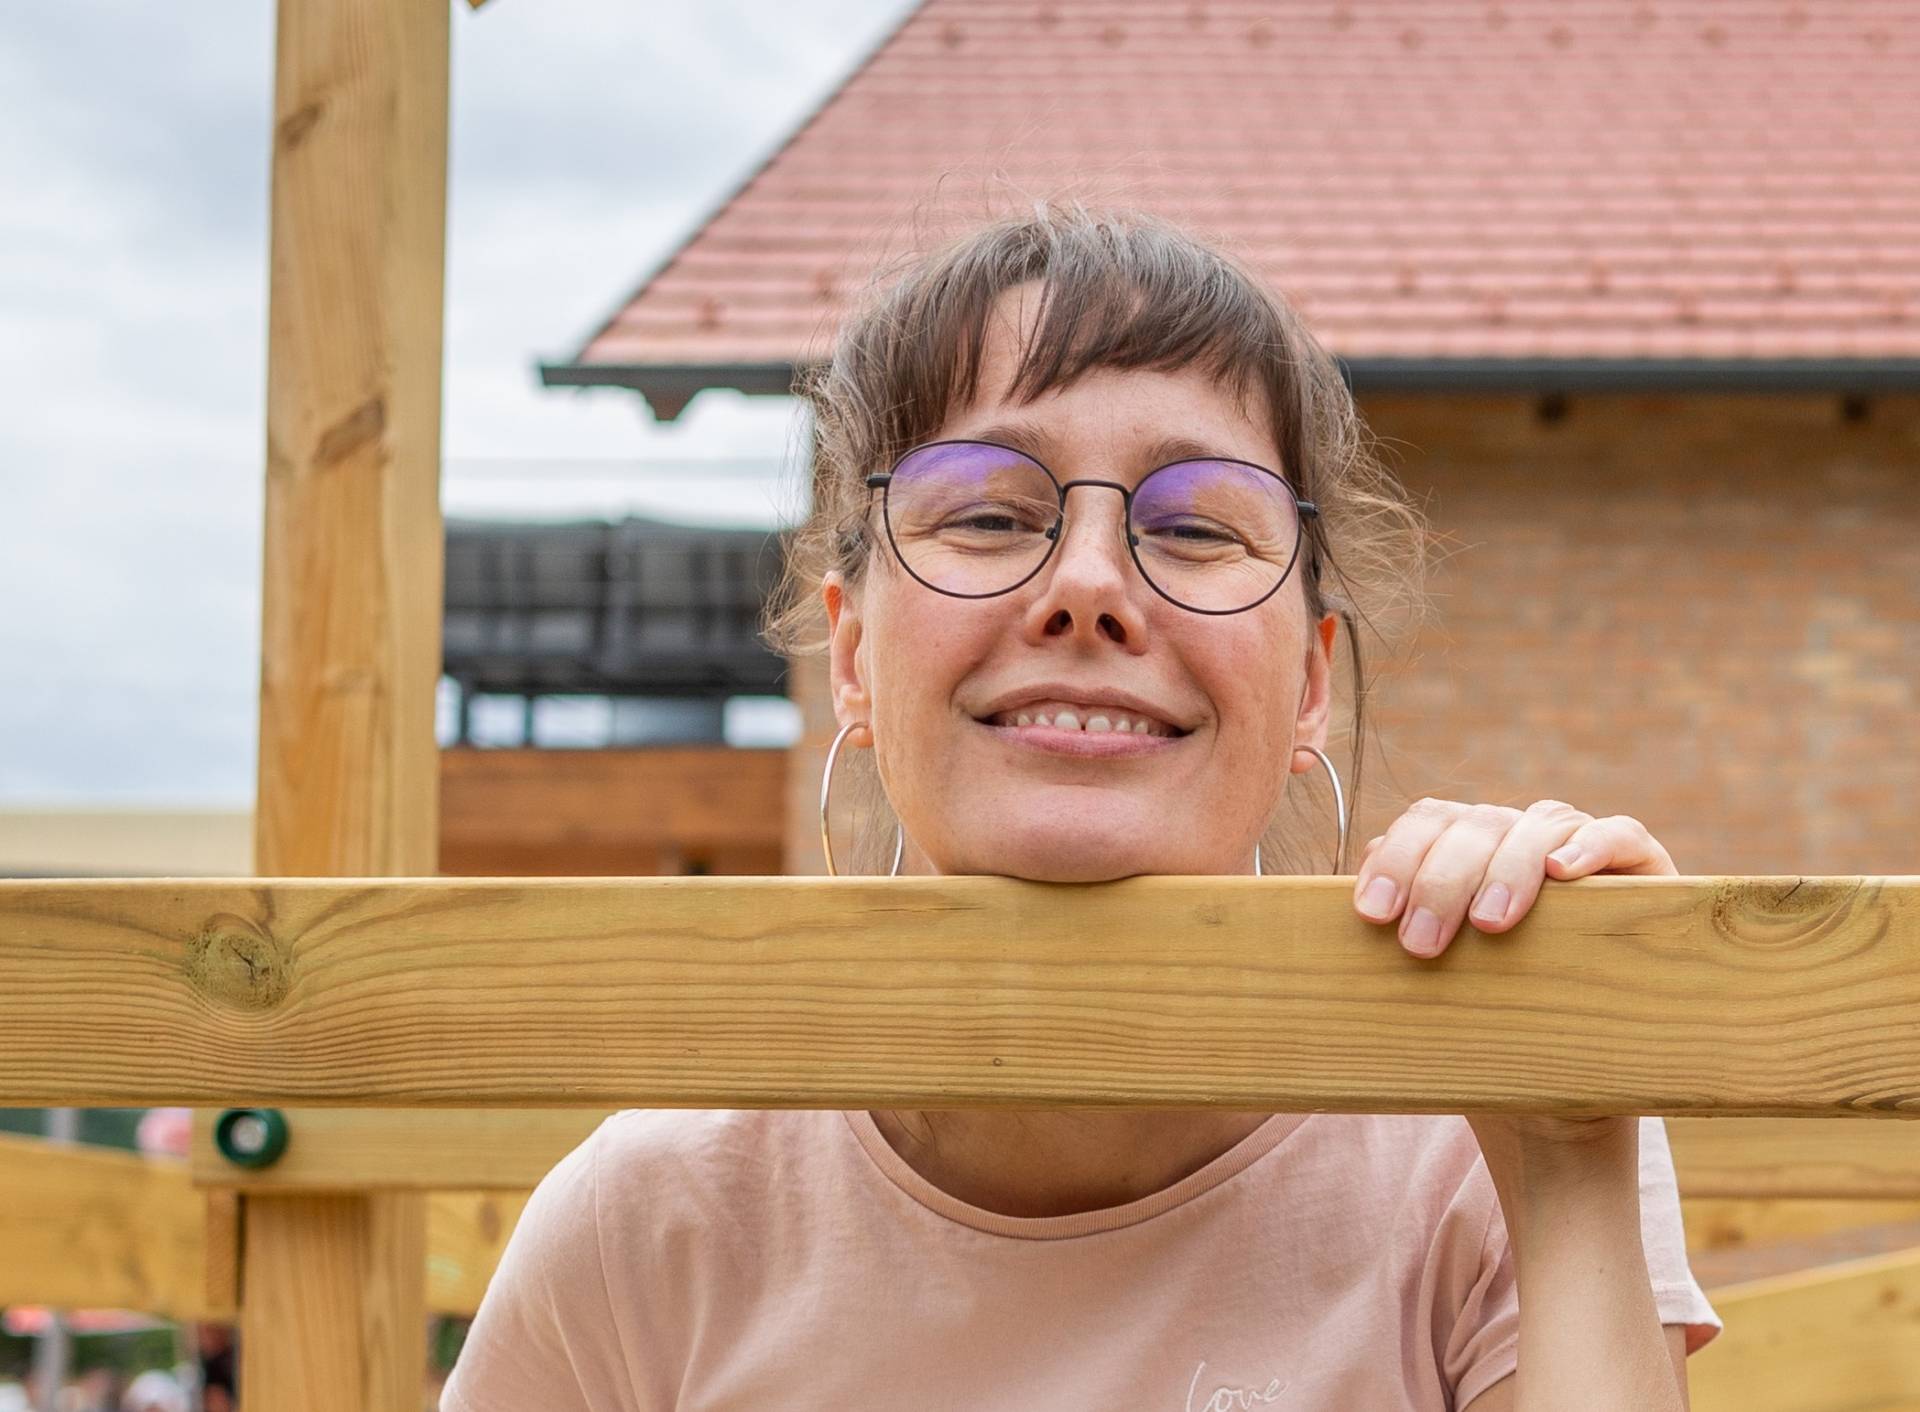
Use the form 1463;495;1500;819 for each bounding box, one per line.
8;874;1919;1111
6;874;1920;1408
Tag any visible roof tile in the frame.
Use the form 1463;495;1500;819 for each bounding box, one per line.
568;0;1920;370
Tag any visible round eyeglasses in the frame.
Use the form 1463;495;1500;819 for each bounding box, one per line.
864;439;1319;616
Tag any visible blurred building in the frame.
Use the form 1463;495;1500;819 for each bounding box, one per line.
437;514;789;876
0;514;791;881
536;0;1920;876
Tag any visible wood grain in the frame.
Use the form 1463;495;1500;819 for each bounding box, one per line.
0;1134;211;1318
1684;1197;1920;1254
191;1107;607;1190
1669;1116;1920;1197
427;1190;527;1315
5;874;1920;1114
0;1134;522;1320
1689;1245;1920;1411
244;0;448;1401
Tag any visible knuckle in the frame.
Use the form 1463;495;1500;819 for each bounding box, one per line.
1525;798;1582;819
1467;802;1517;829
1407;871;1472;913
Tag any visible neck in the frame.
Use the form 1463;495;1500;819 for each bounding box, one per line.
871;845;1270;1214
867;1108;1276;1218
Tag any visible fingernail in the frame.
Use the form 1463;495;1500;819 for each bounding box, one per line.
1359;876;1398;918
1471;882;1511;925
1548;845;1584;869
1402;906;1442;955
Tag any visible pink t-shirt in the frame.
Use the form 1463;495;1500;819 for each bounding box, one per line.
442;1109;1720;1411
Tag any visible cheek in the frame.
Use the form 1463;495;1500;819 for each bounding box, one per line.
865;592;992;737
1204;622;1300;762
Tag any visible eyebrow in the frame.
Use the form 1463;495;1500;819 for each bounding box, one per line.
957;420;1248;472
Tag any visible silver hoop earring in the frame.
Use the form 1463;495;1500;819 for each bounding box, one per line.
819;719;905;878
1254;744;1348;876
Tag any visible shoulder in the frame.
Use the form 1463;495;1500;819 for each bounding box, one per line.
1302;1112;1490;1194
505;1110;792;1240
591;1106;818;1186
577;1107;833;1234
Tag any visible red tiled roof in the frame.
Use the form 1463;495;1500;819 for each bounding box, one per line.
556;0;1920;388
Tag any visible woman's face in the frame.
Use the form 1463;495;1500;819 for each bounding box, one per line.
824;283;1338;880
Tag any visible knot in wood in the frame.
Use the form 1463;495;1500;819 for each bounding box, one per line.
187;915;293;1011
1708;877;1867;952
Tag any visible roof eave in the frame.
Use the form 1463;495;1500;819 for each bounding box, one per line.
1338;357;1920;394
538;360;798;421
538;356;1920;420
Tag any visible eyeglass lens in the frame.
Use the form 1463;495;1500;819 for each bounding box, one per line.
880;441;1303;613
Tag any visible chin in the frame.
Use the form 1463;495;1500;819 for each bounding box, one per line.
942;812;1215;881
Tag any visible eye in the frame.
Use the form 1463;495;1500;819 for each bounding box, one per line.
937;499;1054;535
951;510;1021;533
1161;520;1236;543
1139;515;1246;550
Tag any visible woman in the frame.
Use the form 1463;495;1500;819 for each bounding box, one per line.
443;203;1720;1411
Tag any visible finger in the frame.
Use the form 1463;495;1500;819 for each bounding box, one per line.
1352;799;1462;923
1467;799;1592;932
1546;814;1677;878
1398;803;1523;957
1356;834;1386;874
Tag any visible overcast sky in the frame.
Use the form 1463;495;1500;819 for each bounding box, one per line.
0;0;916;805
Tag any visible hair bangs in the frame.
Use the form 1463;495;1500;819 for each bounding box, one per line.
904;222;1272;442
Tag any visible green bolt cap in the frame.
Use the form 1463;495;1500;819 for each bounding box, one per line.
214;1108;289;1169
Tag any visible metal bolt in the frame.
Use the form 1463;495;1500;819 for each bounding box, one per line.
214;1108;289;1170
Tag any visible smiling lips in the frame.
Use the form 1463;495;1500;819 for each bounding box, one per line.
985;702;1181;738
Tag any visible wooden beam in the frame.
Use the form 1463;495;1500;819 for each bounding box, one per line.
191;1108;607;1191
0;1134;211;1319
6;875;1920;1113
248;0;449;1400
0;1136;520;1319
427;1191;527;1315
1688;1245;1920;1411
1668;1116;1920;1197
1684;1197;1920;1254
256;20;445;873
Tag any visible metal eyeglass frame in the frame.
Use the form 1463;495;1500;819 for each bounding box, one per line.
863;439;1321;616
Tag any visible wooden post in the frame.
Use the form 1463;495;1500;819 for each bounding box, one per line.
245;0;449;1404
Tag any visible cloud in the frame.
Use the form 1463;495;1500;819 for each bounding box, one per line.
0;0;914;805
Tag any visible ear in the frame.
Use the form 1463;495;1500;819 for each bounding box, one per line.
823;569;874;748
1290;611;1339;774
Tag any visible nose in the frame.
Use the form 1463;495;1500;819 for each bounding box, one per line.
1025;481;1149;647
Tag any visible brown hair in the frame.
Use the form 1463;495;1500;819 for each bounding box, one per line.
765;197;1435;873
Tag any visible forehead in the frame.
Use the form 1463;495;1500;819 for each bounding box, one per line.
943;283;1281;471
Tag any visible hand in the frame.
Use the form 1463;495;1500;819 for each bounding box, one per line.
1350;796;1678;1163
1350;796;1677;959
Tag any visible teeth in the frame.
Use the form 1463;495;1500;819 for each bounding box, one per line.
991;707;1174;735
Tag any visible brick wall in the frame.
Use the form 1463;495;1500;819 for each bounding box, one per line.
785;393;1919;877
1357;392;1919;876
